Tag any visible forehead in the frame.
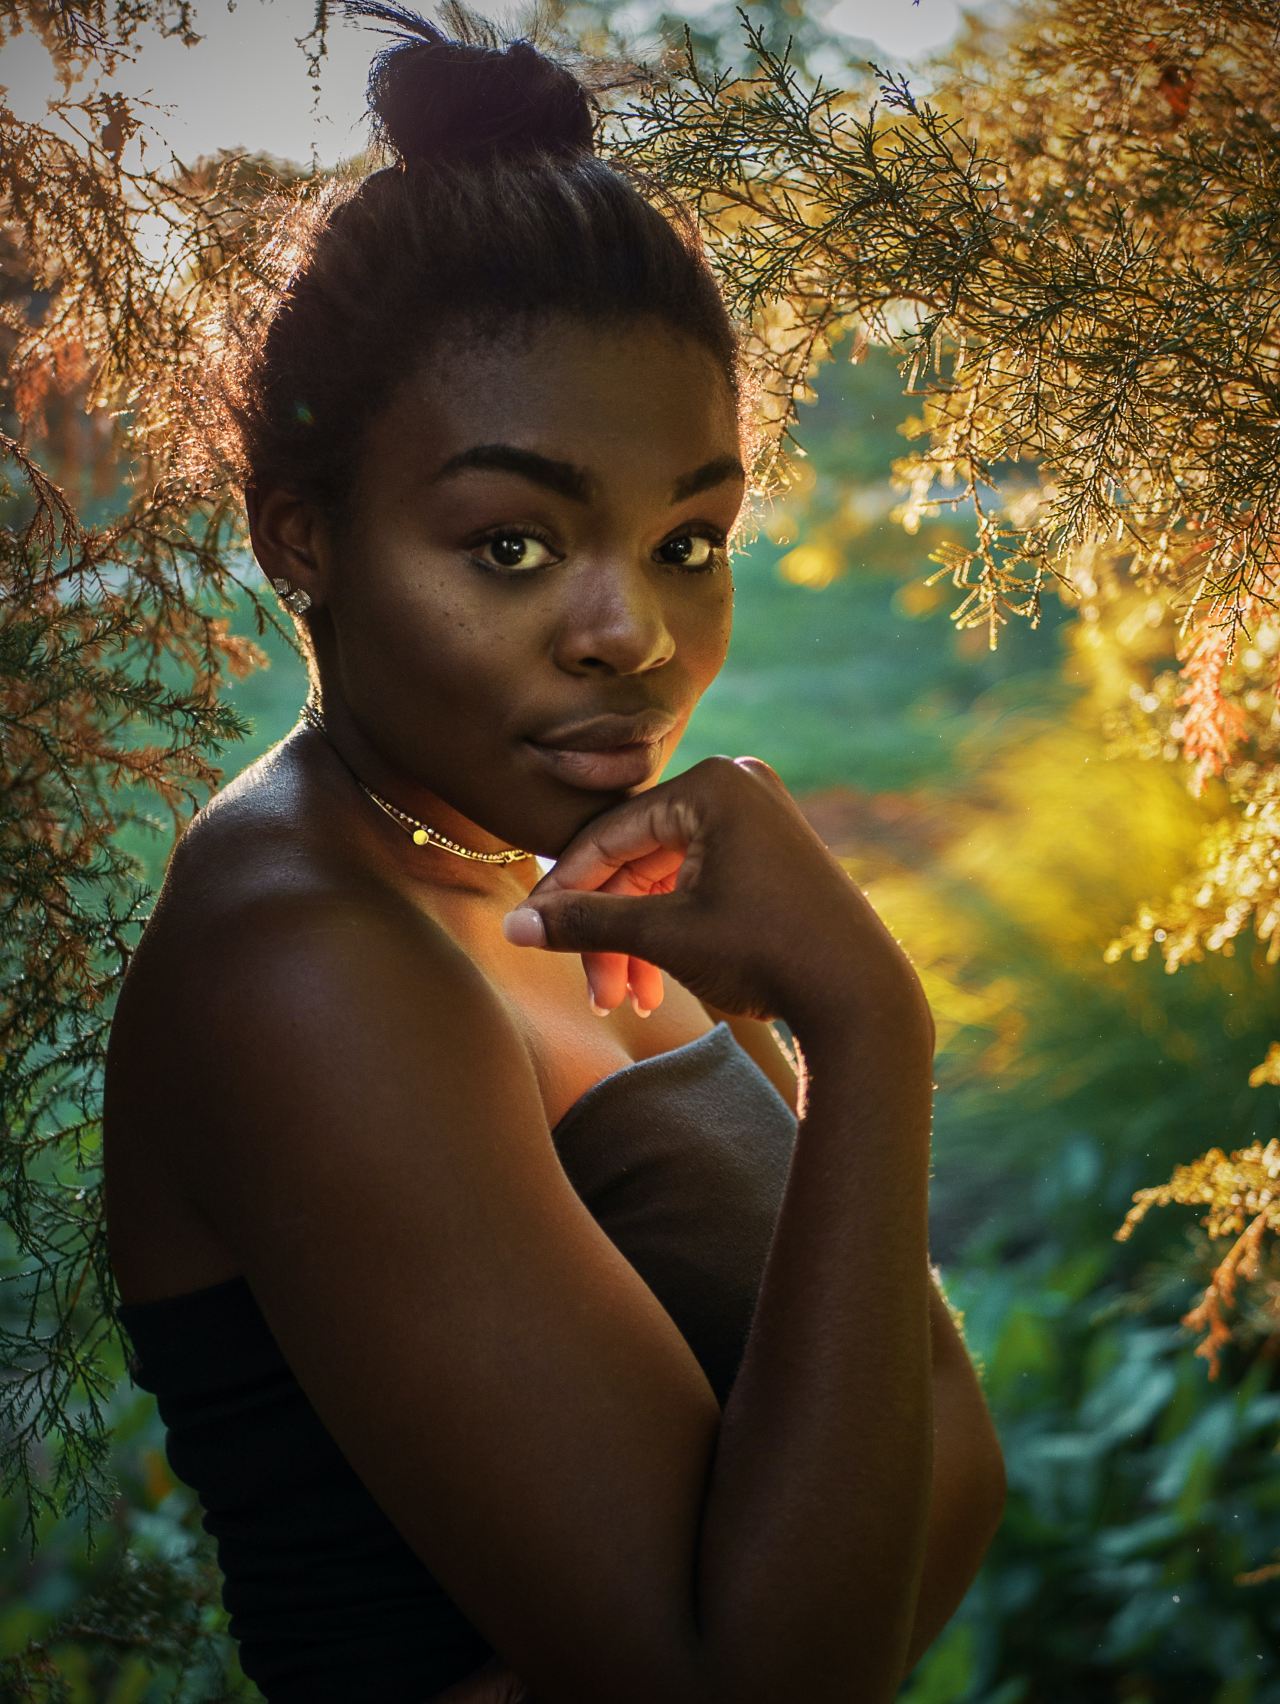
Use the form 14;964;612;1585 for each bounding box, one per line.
362;314;741;500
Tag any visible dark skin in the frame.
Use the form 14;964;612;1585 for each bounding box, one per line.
102;313;1004;1704
258;313;744;1021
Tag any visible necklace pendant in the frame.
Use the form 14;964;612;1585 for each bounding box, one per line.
299;697;531;864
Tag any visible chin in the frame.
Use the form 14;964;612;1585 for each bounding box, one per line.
526;794;629;862
506;761;671;863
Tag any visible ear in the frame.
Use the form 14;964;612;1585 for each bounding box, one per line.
245;483;328;606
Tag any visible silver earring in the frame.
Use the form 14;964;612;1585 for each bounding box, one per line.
271;577;312;616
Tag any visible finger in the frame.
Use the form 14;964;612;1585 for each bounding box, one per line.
530;842;686;907
572;852;674;1008
525;794;697;901
733;754;787;791
626;955;664;1015
582;947;628;1013
574;862;673;1015
505;887;684;958
580;952;663;1017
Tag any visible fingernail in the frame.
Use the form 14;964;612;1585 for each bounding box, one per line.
589;995;612;1018
630;994;652;1018
502;907;546;947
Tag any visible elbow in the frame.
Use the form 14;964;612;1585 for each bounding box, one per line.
974;1442;1008;1552
965;1384;1007;1532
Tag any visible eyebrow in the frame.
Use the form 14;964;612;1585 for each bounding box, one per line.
430;444;747;506
432;445;592;502
672;454;748;502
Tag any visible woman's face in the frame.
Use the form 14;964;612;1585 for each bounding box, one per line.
304;313;745;868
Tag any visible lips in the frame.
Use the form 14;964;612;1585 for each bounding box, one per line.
524;736;667;791
524;707;677;791
530;708;678;751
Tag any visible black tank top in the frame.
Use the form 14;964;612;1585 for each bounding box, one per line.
115;1021;799;1702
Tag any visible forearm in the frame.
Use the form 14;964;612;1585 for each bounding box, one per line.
900;1277;1007;1679
691;1009;936;1704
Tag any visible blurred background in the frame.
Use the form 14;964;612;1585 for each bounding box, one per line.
3;2;1279;1699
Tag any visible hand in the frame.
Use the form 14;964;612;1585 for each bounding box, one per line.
545;810;686;1020
502;756;932;1046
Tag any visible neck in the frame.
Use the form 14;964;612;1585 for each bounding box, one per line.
297;695;542;904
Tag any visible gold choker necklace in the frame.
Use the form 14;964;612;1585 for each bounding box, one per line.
299;699;535;865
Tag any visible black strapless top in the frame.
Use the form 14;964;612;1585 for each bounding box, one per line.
115;1020;799;1702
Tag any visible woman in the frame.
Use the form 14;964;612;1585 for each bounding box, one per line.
102;6;1006;1701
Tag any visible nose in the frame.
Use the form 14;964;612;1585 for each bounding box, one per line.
553;553;676;676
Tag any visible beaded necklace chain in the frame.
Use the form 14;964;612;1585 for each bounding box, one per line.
299;699;535;865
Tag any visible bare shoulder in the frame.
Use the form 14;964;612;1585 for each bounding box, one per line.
111;810;729;1701
131;832;493;1172
102;787;434;1293
107;760;400;1088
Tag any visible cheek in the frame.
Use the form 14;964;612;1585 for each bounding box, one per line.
417;620;516;715
688;581;733;677
344;561;501;696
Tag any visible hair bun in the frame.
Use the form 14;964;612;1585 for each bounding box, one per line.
343;2;595;165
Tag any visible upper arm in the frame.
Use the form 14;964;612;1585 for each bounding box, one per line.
177;893;721;1704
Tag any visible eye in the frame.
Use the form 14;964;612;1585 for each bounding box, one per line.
656;529;727;572
469;529;560;574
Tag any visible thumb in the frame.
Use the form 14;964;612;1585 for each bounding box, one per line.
502;887;683;958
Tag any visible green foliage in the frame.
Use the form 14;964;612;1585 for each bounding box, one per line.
870;660;1280;1698
1;8;304;1561
604;0;1280;1037
1;1363;257;1701
11;307;1278;1703
609;0;1280;639
5;3;1280;1698
898;1230;1280;1701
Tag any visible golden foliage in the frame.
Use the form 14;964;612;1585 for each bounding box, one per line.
610;0;1280;1360
5;0;1278;1538
1250;1043;1280;1089
859;711;1215;1084
1116;1137;1280;1380
1103;763;1280;972
1;19;306;1544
